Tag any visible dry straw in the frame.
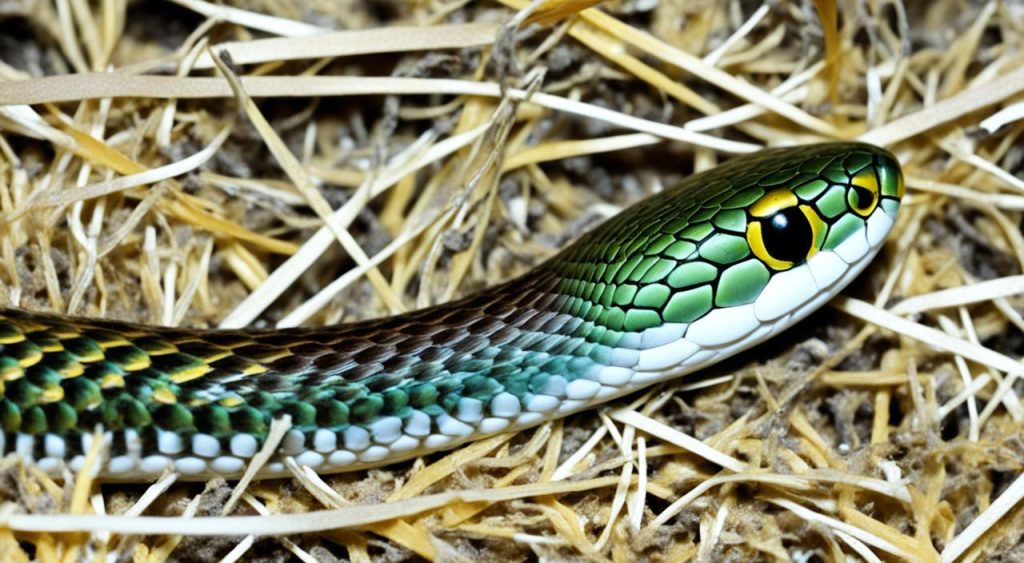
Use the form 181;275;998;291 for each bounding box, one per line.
1;0;1024;560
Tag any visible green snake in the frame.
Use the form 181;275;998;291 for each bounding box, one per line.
0;142;903;480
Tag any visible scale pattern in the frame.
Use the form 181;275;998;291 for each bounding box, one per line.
0;142;903;479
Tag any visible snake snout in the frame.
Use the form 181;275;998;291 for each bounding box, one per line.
874;149;905;211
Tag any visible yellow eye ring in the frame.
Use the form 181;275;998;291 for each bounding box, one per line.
750;189;797;218
848;170;881;217
748;221;793;270
799;204;826;259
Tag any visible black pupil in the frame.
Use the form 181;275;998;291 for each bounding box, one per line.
853;185;874;210
763;207;812;263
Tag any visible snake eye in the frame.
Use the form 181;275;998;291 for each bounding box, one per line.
747;189;824;270
762;208;812;263
848;170;880;216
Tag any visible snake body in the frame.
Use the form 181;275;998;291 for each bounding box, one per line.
0;143;903;480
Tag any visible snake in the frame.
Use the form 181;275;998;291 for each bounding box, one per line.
0;142;903;481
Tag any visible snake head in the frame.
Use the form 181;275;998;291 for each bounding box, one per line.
746;144;903;273
553;142;903;349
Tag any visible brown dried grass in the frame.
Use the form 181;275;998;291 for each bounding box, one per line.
1;0;1024;560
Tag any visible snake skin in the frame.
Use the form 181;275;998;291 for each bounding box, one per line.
0;142;903;479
